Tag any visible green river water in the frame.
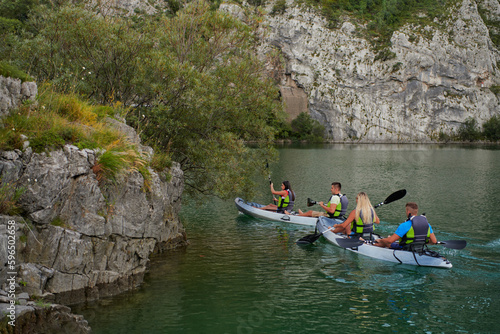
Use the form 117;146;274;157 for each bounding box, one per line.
76;144;500;333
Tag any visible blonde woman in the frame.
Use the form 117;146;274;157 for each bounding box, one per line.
329;192;380;238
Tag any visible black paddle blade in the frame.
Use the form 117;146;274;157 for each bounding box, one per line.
296;233;322;244
374;189;407;208
438;240;467;250
336;238;364;249
306;198;316;207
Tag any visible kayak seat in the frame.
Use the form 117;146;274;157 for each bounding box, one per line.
352;232;376;242
403;240;427;254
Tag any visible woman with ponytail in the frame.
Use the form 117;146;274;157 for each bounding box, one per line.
258;180;296;214
329;192;380;238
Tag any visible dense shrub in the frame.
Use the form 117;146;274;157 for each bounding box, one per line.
1;1;284;199
290;112;325;142
483;115;500;141
457;117;481;142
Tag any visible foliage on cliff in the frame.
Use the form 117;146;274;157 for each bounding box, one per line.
276;112;325;142
0;85;149;184
1;0;283;199
297;0;456;58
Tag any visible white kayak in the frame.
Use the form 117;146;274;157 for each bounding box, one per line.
316;216;453;269
235;197;328;226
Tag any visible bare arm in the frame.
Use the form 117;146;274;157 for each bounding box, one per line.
270;183;287;197
318;201;336;214
329;210;355;235
373;233;400;248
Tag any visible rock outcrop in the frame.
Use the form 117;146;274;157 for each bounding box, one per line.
0;291;91;334
0;142;186;305
0;76;37;119
0;78;187;331
252;0;500;142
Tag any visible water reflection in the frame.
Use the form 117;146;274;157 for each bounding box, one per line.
77;145;500;334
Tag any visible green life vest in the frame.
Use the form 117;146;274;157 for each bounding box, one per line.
277;190;294;212
351;209;375;234
327;194;348;218
399;215;431;246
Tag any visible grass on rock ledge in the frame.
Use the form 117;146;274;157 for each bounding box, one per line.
0;84;169;187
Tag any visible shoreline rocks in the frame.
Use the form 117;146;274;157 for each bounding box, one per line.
0;97;188;331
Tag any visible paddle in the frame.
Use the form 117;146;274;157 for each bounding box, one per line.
265;161;277;204
265;161;271;185
307;198;317;207
296;189;407;245
373;189;407;208
437;240;467;250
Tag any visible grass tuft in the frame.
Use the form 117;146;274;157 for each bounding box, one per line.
1;84;156;187
0;61;33;82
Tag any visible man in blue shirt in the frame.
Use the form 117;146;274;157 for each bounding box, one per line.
374;202;437;249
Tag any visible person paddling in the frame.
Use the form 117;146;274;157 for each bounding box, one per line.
258;180;296;214
298;182;348;218
373;202;437;249
327;192;380;238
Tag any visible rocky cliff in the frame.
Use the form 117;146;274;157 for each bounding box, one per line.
0;76;37;119
78;0;500;142
260;0;500;142
0;78;187;332
0;144;186;305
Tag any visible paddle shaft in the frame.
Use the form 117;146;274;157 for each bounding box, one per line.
265;162;276;203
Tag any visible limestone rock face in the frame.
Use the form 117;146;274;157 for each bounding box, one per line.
0;301;91;334
0;76;37;119
0;130;187;305
256;0;500;142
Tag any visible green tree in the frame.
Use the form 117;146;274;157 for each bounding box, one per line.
482;115;500;141
7;0;283;200
129;1;283;198
291;112;325;142
15;5;152;105
457;117;480;142
0;0;35;21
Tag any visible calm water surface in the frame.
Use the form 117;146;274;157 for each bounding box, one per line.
76;144;500;333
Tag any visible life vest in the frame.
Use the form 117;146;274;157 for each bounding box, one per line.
399;215;431;246
277;190;294;212
327;194;348;218
351;208;375;234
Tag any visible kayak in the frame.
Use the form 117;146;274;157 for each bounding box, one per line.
316;216;453;269
235;197;327;226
